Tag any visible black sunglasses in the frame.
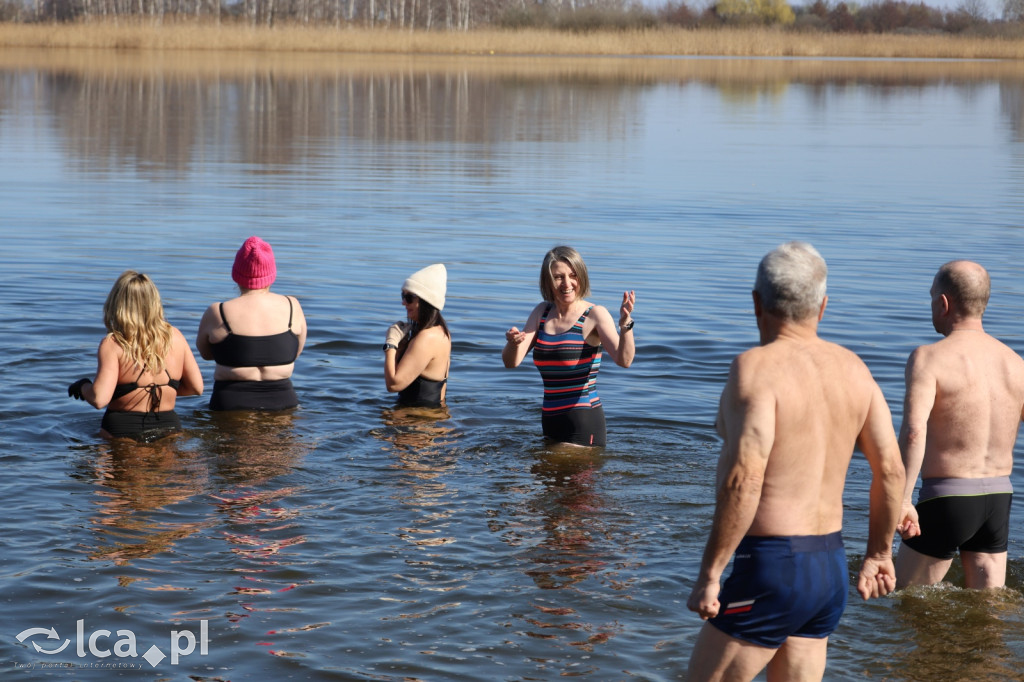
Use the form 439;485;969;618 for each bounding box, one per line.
402;291;418;304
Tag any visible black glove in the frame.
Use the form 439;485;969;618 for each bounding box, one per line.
68;378;92;400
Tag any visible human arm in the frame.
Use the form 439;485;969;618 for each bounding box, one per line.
290;296;308;358
502;304;543;369
175;328;204;397
855;382;907;600
896;348;935;538
589;292;636;368
195;303;219;361
687;357;774;620
72;336;121;410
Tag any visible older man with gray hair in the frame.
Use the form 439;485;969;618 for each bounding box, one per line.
895;260;1024;589
687;241;907;681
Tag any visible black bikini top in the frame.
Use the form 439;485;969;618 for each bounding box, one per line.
210;297;300;368
397;376;447;408
112;368;181;412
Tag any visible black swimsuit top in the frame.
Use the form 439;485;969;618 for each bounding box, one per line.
112;368;181;412
210;297;300;368
397;376;447;408
394;326;448;408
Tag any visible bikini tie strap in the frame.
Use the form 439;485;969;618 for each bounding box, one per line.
142;382;162;413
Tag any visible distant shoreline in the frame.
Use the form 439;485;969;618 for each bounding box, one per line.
1;22;1024;59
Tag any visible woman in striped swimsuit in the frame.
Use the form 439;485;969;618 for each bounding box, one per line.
502;246;636;447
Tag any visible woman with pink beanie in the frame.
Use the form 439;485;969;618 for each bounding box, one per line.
196;236;307;411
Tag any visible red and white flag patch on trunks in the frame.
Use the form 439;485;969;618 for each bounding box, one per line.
723;599;755;615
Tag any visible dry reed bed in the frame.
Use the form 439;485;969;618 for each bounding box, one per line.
4;46;1024;87
2;22;1024;59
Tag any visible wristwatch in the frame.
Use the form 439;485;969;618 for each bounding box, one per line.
383;343;398;352
620;319;635;332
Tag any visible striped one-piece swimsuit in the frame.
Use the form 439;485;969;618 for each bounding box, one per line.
533;305;602;415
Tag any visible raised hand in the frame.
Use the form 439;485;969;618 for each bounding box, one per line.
619;290;636;326
386;321;410;347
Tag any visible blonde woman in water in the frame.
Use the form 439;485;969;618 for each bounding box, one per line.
502;246;636;446
68;270;203;441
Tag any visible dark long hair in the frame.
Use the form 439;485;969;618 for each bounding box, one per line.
413;299;449;338
398;299;450;358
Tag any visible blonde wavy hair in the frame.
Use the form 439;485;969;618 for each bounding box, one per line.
103;271;173;375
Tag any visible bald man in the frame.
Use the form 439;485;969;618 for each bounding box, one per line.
896;260;1024;589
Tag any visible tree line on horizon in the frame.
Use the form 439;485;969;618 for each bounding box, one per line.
3;0;1023;36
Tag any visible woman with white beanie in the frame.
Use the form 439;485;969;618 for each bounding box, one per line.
384;263;451;407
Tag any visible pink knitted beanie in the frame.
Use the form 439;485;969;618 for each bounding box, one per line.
232;236;277;290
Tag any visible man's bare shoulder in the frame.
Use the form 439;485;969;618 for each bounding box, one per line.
730;338;872;385
729;344;776;378
905;338;943;370
819;337;870;364
726;346;777;396
815;338;879;389
911;332;1024;366
988;334;1024;366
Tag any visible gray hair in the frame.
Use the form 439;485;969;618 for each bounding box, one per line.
754;241;828;320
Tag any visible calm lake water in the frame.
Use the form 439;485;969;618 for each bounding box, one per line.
3;49;1024;680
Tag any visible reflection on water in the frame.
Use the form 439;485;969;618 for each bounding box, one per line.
76;437;210;566
3;51;1024;175
374;405;458;549
524;450;621;668
197;410;314;642
200;409;308;485
1004;84;1024;143
485;446;643;674
371;406;467;626
525;448;611;591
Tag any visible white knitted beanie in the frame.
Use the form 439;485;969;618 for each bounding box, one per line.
403;263;447;311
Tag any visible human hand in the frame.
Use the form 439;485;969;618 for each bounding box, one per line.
619;290;636;326
686;576;721;621
857;555;897;600
897;503;920;539
386;321;410;347
68;378;92;400
505;327;526;346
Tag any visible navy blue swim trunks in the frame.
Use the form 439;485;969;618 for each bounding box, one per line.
710;531;847;648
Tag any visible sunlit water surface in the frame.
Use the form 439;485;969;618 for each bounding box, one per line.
2;51;1024;680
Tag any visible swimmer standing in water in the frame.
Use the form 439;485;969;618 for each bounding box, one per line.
686;242;909;681
68;270;203;441
383;263;451;408
895;260;1024;589
196;236;307;411
502;246;635;447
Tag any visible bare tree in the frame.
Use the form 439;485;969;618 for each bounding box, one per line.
958;0;987;19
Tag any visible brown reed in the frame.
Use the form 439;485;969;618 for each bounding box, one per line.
1;20;1024;59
